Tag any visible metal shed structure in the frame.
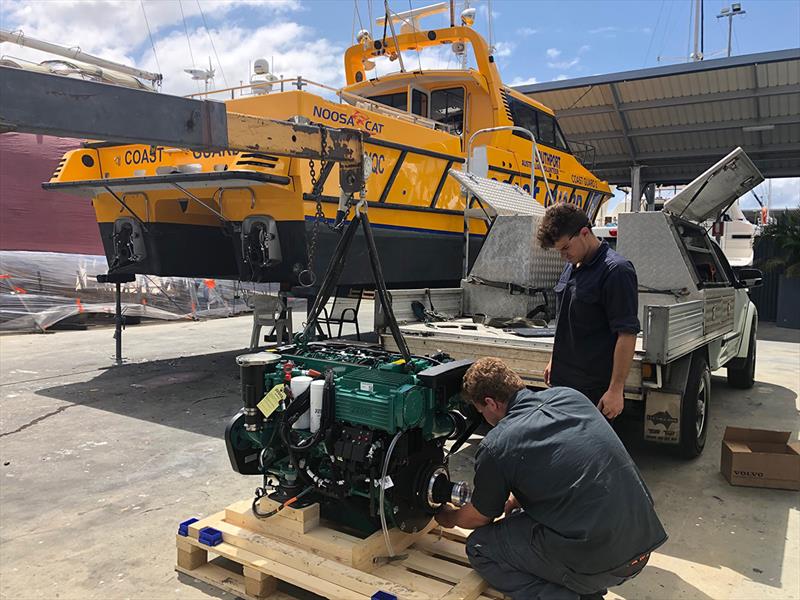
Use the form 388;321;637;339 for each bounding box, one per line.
515;49;800;205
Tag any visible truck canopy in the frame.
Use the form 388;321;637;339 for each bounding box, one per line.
663;147;764;223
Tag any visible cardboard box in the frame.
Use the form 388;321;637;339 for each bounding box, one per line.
721;427;800;491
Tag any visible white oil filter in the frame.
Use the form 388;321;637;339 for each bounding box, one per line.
290;375;312;429
309;380;325;433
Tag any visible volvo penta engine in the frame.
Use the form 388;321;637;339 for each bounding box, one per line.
225;343;473;535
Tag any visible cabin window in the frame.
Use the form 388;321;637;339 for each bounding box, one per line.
430;87;465;135
411;89;429;118
554;123;570;152
368;92;407;111
508;97;539;141
538;112;556;147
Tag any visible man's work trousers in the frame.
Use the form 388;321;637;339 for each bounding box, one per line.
466;512;642;600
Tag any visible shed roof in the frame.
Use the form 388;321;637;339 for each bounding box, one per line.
515;49;800;186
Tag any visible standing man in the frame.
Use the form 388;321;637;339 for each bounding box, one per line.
537;203;639;419
436;357;667;600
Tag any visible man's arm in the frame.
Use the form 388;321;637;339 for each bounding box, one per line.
597;332;636;418
599;262;641;419
435;503;493;529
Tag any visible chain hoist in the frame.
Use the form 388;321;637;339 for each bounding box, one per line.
301;127;329;287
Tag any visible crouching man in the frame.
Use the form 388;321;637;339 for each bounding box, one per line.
436;357;667;600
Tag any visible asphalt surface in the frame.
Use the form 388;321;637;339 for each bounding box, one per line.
1;308;798;600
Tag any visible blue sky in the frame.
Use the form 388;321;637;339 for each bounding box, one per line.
2;0;798;207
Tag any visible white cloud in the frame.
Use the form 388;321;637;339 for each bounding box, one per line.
517;27;538;36
547;57;580;70
554;74;568;81
744;179;800;210
143;23;344;96
578;45;591;54
546;48;561;59
493;41;514;58
589;26;618;34
0;1;300;63
0;0;342;97
510;76;538;87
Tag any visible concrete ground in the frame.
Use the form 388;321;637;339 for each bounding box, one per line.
1;306;798;600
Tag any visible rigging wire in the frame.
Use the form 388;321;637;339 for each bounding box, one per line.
642;0;666;67
178;0;196;68
656;0;675;61
368;0;374;41
196;0;228;87
408;0;424;73
140;0;161;80
177;0;200;92
487;0;494;52
352;0;357;43
354;0;365;33
686;0;693;62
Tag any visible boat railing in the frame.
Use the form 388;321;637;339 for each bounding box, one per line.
186;77;452;134
567;140;597;171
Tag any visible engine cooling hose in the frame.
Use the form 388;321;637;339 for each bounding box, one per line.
379;430;404;558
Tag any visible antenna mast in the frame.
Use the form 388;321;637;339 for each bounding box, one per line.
0;28;162;86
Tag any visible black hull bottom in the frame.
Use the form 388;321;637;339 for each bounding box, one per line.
98;219;483;288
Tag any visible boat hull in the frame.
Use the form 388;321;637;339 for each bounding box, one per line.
96;216;481;288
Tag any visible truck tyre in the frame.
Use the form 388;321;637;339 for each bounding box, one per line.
679;352;711;459
727;317;756;389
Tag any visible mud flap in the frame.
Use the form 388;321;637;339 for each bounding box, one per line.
643;391;681;444
643;353;692;444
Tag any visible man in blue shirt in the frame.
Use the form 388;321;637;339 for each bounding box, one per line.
537;203;640;419
436;358;666;600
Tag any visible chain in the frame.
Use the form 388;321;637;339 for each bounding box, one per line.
301;127;327;285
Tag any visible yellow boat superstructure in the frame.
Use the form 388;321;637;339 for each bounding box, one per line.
46;23;611;287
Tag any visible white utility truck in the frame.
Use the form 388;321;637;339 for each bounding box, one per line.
379;148;764;458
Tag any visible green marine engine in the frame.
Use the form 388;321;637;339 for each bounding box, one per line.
225;342;475;535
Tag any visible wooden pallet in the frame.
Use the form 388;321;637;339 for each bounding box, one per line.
176;497;504;600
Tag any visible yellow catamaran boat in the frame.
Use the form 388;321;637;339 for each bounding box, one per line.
44;5;611;288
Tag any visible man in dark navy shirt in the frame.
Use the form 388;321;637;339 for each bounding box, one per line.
435;358;666;600
537;203;640;419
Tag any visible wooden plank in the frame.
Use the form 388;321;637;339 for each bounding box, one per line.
353;519;437;571
244;565;279;598
177;542;207;570
225;501;362;566
183;537;372;600
195;517;431;600
374;564;452;598
177;562;255;600
186;510;227;536
177;562;301;600
403;549;473;583
238;498;321;534
413;536;470;565
440;570;488;600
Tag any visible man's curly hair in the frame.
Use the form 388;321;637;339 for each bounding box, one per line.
462;357;524;407
536;202;592;248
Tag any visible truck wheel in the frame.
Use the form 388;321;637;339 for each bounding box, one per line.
679;352;711;459
727;317;756;389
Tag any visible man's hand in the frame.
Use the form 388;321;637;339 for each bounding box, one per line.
544;358;552;387
504;494;520;517
597;387;624;419
434;506;458;529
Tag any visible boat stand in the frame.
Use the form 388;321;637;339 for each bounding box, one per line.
96;272;136;365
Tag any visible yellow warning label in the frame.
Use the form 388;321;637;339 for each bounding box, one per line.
257;384;285;418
